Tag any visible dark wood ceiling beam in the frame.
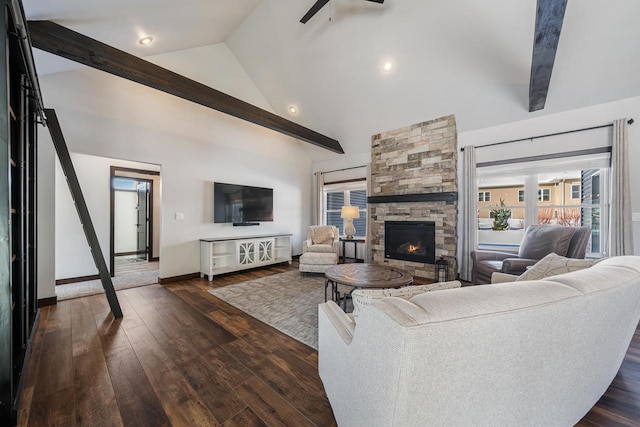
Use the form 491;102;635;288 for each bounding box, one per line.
301;0;330;23
529;0;568;112
27;20;344;154
300;0;384;24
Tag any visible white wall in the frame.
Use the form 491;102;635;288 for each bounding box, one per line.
458;95;640;255
39;42;312;296
114;191;138;253
54;154;161;279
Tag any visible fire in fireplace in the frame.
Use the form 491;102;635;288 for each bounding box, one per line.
385;221;436;264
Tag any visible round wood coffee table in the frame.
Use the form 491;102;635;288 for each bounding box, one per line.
324;264;413;311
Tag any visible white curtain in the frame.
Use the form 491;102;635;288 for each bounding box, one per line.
460;146;478;281
314;172;324;225
365;163;372;263
609;119;634;256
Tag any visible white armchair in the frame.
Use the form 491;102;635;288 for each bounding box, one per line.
299;225;340;273
302;225;340;256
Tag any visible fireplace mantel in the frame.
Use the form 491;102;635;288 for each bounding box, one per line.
368;192;458;204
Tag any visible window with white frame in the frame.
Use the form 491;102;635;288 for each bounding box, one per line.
571;184;581;199
538;188;550;202
478;191;491;202
518;190;525;202
323;181;367;237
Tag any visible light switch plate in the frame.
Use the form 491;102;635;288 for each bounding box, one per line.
633;212;640;222
175;212;184;220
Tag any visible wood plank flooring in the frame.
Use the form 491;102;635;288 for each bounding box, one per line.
18;262;640;426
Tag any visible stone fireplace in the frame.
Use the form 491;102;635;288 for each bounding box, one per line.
368;115;458;280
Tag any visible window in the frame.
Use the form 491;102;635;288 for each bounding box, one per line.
477;153;610;258
323;181;367;237
325;191;344;235
112;177;137;191
478;191;491;202
571;184;580;199
538;188;550;202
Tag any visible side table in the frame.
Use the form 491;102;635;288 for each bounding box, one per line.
340;238;366;263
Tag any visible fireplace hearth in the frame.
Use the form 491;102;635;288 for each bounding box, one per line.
385;221;436;264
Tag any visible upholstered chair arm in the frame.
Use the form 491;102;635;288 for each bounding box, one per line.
501;258;538;275
318;301;355;345
491;272;519;284
302;239;312;253
471;250;517;262
332;240;341;257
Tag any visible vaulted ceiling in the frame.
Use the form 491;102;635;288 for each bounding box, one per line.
23;0;640;163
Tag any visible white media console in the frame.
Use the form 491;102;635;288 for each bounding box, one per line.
200;234;292;280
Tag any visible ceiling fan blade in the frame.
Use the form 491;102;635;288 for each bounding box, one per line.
365;0;385;3
300;0;330;23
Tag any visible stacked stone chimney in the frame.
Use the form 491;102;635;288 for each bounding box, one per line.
368;115;458;280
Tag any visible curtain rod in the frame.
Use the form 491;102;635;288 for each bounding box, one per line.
460;118;634;152
317;165;367;174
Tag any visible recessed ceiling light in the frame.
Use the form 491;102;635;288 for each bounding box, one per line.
288;105;298;115
138;36;154;46
381;59;395;74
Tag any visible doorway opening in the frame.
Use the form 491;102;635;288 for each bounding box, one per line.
110;166;160;279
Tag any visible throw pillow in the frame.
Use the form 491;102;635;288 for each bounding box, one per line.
312;227;334;245
351;281;462;319
515;253;595;282
518;225;576;259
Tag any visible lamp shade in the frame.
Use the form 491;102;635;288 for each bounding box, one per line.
340;206;360;219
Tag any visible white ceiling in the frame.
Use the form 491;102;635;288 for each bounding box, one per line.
22;0;640;162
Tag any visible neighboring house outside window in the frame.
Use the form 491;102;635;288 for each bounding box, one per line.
518;190;525;202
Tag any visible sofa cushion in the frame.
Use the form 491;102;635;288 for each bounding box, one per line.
308;244;335;253
518;225;576;259
351;281;461;320
516;253;595;282
312;227;335;245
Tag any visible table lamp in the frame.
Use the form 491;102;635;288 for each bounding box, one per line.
341;206;360;239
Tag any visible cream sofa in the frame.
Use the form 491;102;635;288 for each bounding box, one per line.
318;256;640;426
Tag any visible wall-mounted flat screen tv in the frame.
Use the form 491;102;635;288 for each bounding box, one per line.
214;182;273;224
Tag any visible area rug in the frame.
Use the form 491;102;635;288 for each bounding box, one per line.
56;270;160;301
208;270;351;350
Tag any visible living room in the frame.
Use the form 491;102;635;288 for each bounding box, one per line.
4;0;640;425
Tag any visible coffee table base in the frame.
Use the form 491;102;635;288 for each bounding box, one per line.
324;264;413;312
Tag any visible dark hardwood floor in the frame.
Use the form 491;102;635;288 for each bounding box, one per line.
18;261;640;426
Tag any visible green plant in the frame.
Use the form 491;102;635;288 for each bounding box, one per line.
491;199;512;230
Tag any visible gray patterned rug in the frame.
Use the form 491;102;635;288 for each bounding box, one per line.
209;270;351;350
56;270;159;301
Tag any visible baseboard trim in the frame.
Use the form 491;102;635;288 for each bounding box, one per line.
158;272;199;284
114;251;138;256
56;274;100;285
38;296;57;307
150;256;159;262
